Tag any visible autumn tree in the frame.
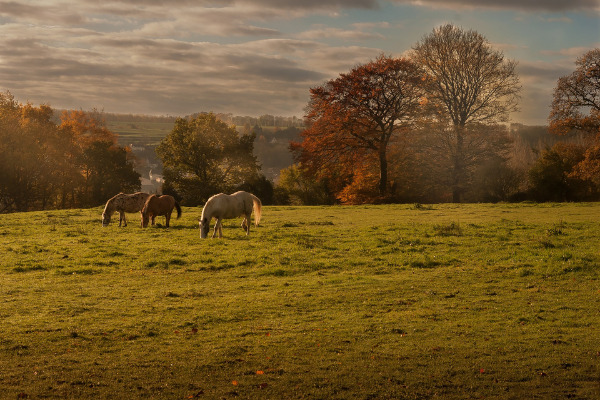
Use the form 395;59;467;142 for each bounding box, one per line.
0;93;53;211
59;110;140;207
528;143;593;201
412;24;521;202
0;93;139;211
156;112;260;205
294;54;425;202
549;48;600;190
549;48;600;136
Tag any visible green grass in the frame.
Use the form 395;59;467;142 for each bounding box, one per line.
1;203;600;399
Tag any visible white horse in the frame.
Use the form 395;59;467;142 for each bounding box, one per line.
199;191;262;238
102;192;150;227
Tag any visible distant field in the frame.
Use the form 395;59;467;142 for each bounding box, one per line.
106;120;175;147
1;203;599;399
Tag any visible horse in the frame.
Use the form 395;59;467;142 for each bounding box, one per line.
102;192;151;227
141;194;182;228
199;191;262;238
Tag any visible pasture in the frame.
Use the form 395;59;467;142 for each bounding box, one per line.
0;203;599;399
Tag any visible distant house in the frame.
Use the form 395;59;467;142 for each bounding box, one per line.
149;170;163;184
128;144;145;152
142;171;164;194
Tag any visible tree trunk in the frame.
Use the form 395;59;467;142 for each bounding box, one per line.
452;126;464;203
379;147;388;196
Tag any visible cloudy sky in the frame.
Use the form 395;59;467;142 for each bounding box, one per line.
0;0;598;125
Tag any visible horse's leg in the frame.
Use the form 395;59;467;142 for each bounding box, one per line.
151;214;156;226
118;211;123;227
212;218;221;238
165;211;171;227
122;212;127;227
218;219;223;238
241;217;248;232
243;214;251;235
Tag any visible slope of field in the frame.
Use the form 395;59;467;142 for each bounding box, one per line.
1;203;599;399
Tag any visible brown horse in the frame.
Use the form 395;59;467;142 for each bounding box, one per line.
141;195;182;228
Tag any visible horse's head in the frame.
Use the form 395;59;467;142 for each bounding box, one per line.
101;212;111;227
199;217;210;238
141;212;150;228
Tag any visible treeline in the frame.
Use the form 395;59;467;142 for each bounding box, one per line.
284;26;600;205
101;113;177;123
0;92;140;212
214;113;303;129
276;124;597;205
102;112;304;129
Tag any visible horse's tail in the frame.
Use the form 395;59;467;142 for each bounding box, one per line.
175;201;182;219
250;194;262;226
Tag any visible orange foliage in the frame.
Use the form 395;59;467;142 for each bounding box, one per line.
60;109;118;149
571;131;600;186
293;54;425;203
550;49;600;187
549;48;600;136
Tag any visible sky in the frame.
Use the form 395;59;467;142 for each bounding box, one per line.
0;0;598;126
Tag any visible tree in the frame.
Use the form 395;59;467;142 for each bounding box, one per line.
549;48;600;136
528;143;593;201
293;54;425;201
0;93;139;211
417;122;515;202
412;24;521;202
235;173;274;205
59;109;139;207
156;113;260;205
549;49;600;189
276;164;334;205
0;93;45;211
81;141;141;206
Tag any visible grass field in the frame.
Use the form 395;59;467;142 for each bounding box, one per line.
106;120;174;147
1;203;599;399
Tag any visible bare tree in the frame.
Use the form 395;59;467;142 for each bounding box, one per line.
412;24;521;202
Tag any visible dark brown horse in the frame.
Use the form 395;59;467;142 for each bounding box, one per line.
141;195;182;228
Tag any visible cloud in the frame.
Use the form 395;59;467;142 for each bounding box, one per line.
0;1;88;24
392;0;600;13
297;27;385;41
237;0;379;10
517;61;572;85
0;0;595;124
540;44;600;58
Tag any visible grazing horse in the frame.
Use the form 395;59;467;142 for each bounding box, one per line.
199;191;262;238
102;192;150;227
141;194;182;228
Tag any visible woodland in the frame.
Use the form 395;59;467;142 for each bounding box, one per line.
0;25;598;212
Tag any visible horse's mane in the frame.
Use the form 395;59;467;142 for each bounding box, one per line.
141;194;157;214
